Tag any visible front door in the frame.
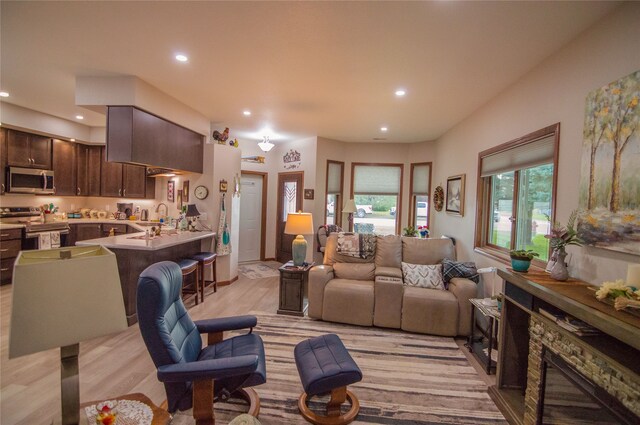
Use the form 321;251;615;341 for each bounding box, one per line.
276;172;304;263
239;173;264;262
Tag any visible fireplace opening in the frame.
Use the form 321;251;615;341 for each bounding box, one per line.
540;349;637;424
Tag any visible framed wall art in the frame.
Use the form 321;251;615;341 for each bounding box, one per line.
182;180;190;203
167;181;175;202
446;174;465;216
176;189;183;211
304;189;314;200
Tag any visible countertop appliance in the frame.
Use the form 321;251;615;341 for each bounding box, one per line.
117;202;133;219
8;167;55;194
140;209;149;221
0;207;70;249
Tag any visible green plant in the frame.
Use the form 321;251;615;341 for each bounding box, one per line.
402;226;418;237
509;249;539;260
545;209;583;252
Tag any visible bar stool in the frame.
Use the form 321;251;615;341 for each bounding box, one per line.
177;258;200;305
191;252;217;302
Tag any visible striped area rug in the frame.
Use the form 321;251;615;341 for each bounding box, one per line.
174;313;506;424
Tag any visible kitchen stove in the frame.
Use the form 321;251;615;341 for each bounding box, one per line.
0;207;70;247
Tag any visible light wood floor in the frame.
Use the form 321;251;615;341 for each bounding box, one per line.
0;267;494;425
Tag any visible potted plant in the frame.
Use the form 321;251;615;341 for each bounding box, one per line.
509;249;539;272
544;210;583;281
402;226;418;237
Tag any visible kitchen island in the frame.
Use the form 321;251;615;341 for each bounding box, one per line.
77;229;215;325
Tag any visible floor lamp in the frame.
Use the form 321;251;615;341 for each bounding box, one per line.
9;246;128;425
343;199;357;232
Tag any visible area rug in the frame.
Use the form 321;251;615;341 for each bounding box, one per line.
238;262;281;279
174;313;507;424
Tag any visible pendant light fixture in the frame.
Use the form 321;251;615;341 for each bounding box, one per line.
258;136;274;152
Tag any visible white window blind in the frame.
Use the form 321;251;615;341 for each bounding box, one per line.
481;134;555;177
353;165;401;194
327;162;342;194
412;164;430;194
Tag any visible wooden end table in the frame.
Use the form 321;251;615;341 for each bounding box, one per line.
465;298;501;374
277;261;313;316
79;393;171;425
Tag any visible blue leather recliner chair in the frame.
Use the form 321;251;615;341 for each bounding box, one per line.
137;261;267;423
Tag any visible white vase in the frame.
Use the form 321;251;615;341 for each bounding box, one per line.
550;249;569;281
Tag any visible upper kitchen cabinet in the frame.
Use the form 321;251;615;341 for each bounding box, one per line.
52;139;77;196
122;163;146;198
76;144;101;196
7;129;52;169
0;128;6;195
100;146;123;197
100;146;148;198
106;106;204;173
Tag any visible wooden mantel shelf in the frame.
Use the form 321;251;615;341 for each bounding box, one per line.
498;268;640;351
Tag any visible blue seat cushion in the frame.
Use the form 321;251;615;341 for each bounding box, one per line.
178;258;198;270
192;252;217;262
294;334;362;396
198;333;267;389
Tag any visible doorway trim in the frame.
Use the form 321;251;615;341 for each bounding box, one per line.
241;171;268;261
276;171;304;263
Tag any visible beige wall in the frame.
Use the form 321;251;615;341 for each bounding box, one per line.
431;3;640;285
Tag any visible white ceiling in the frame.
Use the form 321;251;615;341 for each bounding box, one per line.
1;1;619;143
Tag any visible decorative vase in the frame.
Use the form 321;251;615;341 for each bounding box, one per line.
510;257;531;273
550;249;569;281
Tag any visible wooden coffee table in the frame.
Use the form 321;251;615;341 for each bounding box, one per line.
80;393;171;425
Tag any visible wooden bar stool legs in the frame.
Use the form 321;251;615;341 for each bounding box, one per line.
178;259;200;305
191;252;217;302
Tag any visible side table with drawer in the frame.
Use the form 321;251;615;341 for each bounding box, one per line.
278;261;313;316
1;228;23;285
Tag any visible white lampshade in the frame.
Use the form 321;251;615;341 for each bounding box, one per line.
9;245;127;358
343;199;357;214
284;212;314;236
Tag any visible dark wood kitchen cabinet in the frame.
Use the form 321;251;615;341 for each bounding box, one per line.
123;163;146;198
0;128;6;195
72;223;103;243
76;144;101;196
100;147;148;198
145;176;156;199
7;129;51;169
100;146;123;197
52;139;77;196
0;228;22;284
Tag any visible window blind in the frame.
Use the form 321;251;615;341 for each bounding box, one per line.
481;134;555;177
412;164;430;194
327;162;342;193
353;165;401;194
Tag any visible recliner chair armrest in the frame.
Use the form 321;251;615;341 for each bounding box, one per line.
194;315;257;334
157;355;259;382
308;265;334;319
448;277;478;336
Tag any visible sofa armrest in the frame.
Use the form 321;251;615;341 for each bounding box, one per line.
375;266;402;279
448;277;478;336
308;265;334;319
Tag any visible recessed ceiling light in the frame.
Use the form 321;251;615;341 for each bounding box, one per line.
0;91;9;98
380;127;388;132
395;89;406;97
243;110;251;116
75;115;84;120
70;138;76;142
175;54;188;62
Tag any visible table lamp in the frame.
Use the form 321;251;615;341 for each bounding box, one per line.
284;212;314;266
343;199;357;231
186;203;201;232
9;245;128;425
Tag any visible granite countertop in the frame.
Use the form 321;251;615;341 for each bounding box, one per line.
75;229;215;250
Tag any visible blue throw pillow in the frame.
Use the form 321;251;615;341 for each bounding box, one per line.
442;258;479;287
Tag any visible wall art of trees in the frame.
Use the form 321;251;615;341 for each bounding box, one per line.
578;70;640;255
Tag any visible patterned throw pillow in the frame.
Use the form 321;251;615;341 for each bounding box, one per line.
401;262;445;290
442;258;480;287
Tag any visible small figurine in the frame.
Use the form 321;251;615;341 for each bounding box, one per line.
212;127;229;143
229;138;239;147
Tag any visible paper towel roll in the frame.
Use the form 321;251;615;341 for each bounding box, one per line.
627;264;640;287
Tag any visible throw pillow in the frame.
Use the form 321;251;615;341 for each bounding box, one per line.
442;259;480;287
401;262;445;290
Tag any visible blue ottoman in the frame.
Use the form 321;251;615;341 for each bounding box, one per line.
294;334;362;425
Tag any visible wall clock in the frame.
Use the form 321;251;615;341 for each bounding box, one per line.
194;185;209;200
433;185;444;212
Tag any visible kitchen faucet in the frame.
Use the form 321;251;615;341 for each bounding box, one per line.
155;203;168;221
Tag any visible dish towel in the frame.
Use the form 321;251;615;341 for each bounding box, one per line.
50;231;61;248
216;194;231;256
39;232;52;250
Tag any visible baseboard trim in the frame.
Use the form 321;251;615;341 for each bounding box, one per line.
264;257;276;261
218;275;239;286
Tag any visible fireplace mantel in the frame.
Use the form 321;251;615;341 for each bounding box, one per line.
490;268;640;425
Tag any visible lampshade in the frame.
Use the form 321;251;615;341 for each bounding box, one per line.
284;212;314;235
343;199;357;213
186;203;201;217
9;245;127;358
258;136;274;152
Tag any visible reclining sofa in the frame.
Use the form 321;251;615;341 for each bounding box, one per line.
308;235;477;337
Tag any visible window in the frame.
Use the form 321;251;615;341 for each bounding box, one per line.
475;124;559;264
325;160;344;226
410;162;432;229
351;163;403;235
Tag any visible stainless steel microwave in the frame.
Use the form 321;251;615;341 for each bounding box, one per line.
8;167;55;194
